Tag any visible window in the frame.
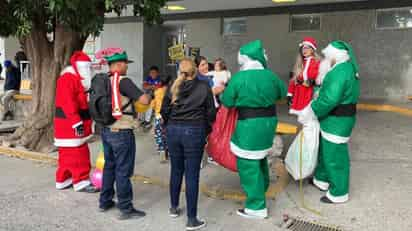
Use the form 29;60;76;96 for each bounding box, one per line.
223;17;247;35
376;8;412;30
290;14;321;32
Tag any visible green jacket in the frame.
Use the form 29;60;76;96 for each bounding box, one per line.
222;69;286;158
311;61;360;142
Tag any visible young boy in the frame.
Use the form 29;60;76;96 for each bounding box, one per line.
151;75;171;163
142;66;162;129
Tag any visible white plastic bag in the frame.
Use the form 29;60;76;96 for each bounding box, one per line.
285;111;320;180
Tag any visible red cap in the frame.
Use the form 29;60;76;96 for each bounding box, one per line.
299;37;318;50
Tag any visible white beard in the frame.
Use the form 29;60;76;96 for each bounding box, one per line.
316;58;332;85
76;61;93;90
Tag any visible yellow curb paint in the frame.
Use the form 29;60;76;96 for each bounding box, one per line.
357;103;412;117
13;94;33;101
277;122;298;135
0;146;290;202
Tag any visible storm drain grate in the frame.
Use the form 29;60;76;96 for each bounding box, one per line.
284;216;343;231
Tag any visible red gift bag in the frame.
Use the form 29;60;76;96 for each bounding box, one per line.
206;106;238;172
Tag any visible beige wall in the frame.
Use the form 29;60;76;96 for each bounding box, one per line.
100;22;144;86
182;10;412;100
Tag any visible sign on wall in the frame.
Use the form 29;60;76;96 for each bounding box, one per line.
168;44;185;61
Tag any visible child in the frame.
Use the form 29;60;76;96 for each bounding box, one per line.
152;75;171;163
209;58;231;108
142;66;162;129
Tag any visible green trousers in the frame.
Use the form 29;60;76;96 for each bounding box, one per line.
237;157;270;211
315;137;350;197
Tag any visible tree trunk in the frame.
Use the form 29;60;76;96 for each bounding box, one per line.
4;26;87;153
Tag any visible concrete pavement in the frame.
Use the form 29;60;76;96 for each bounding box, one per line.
1;104;412;230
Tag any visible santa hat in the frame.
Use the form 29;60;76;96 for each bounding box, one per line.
322;40;359;78
70;51;92;77
299;37;318;50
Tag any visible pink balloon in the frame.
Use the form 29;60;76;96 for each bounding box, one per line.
91;169;103;189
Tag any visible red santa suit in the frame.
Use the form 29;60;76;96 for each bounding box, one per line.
288;37;320;115
54;51;93;191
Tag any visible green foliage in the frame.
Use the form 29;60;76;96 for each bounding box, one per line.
0;0;166;38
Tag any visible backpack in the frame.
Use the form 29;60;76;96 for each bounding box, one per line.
88;73;133;126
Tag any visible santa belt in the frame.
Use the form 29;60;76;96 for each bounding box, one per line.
237;105;277;120
55;107;91;120
329;104;357;117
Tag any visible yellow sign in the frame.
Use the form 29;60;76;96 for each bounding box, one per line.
168;44;185;61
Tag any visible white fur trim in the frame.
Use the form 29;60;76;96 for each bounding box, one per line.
73;180;91;191
61;66;76;76
300;41;317;50
321;130;350;144
56;178;73;189
72;121;83;129
287;93;293;97
244;208;268;219
302;57;312;81
313;178;330;191
289;108;302;116
322;44;350;66
54;135;93;147
326;191;349;203
230;142;271;160
238;53;264;71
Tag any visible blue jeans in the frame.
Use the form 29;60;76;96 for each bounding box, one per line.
167;123;206;219
99;128;136;212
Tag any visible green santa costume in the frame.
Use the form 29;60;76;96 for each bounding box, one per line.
221;40;287;219
302;40;360;204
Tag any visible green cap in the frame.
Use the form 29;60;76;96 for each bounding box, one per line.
330;40;359;77
104;51;134;64
239;40;267;68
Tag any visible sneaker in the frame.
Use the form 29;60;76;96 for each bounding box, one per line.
118;208;146;220
169;207;181;218
160;151;168;163
78;185;100;193
186;218;206;230
99;201;116;212
236;209;267;220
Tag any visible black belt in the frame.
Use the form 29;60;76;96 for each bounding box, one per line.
55;107;91;120
238;106;277;120
329;104;357;117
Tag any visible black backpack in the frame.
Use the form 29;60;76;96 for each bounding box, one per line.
88;73;117;126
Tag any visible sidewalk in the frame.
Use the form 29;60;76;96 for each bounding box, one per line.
1;103;412;230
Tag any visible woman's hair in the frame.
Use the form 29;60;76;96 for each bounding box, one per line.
214;58;227;71
171;58;197;104
292;47;321;80
194;56;207;68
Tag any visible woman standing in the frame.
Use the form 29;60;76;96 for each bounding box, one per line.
288;37;321;115
161;58;216;230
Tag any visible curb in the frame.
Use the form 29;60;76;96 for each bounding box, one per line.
0;146;290;202
357;103;412;117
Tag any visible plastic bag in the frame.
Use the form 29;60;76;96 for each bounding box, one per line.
206;106;238;172
285;118;320;180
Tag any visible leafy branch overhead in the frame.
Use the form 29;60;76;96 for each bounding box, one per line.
0;0;167;38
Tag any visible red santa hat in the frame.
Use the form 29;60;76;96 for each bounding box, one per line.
299;37;318;50
70;51;92;76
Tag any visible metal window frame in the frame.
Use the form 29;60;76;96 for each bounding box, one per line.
375;7;412;30
222;17;248;36
289;13;322;33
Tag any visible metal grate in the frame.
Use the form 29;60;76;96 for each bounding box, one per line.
284;216;343;231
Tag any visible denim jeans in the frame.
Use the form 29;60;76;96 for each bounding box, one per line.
99;127;136;212
166;123;206;219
